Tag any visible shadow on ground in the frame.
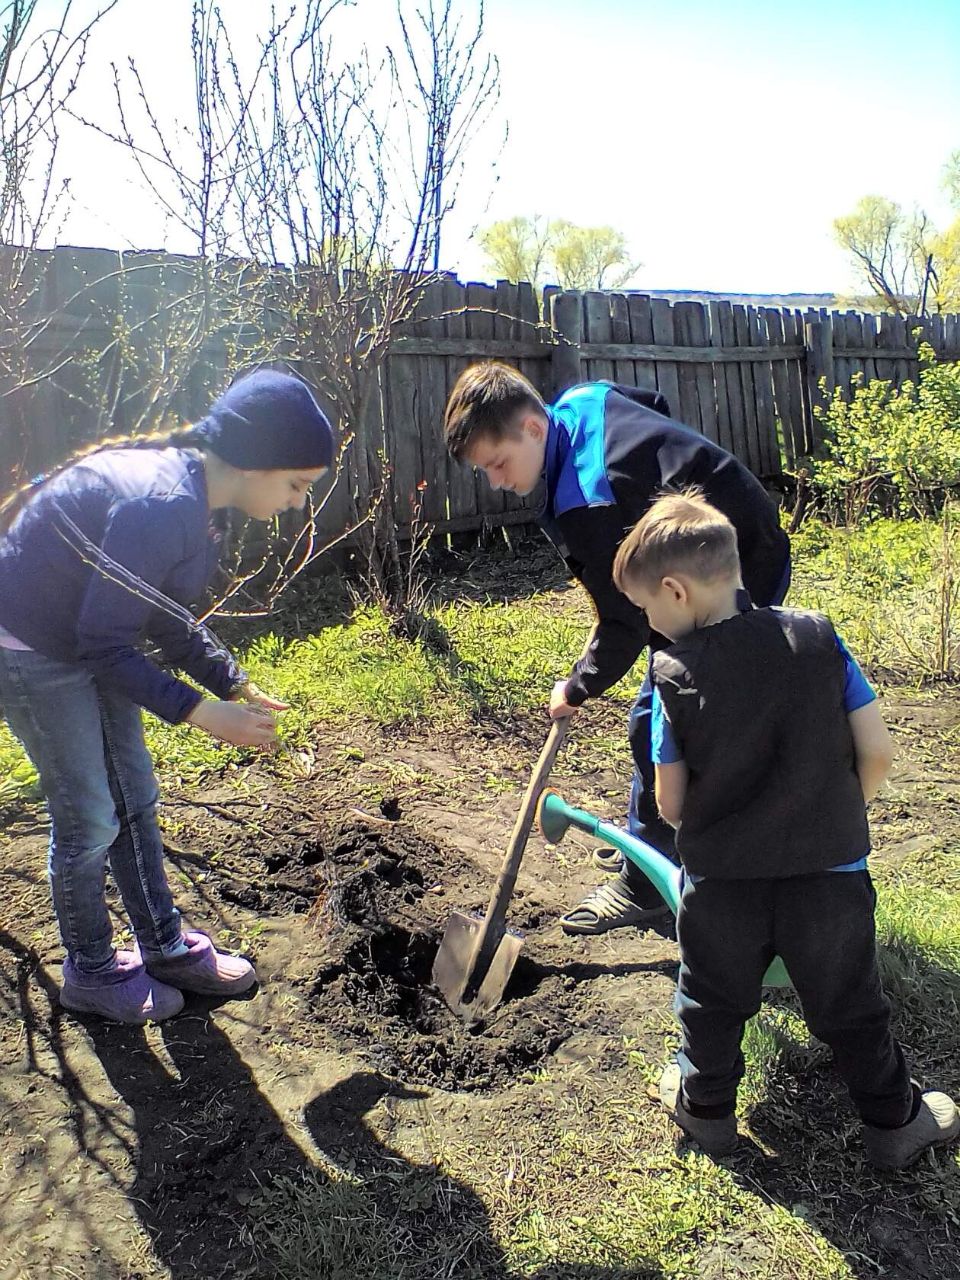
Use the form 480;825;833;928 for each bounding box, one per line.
213;526;574;650
1;930;663;1279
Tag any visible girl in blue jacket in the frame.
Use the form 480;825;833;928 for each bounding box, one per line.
0;370;333;1024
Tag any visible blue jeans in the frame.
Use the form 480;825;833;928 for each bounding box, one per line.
0;646;182;972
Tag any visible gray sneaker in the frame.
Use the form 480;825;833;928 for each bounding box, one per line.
863;1091;960;1169
659;1063;738;1156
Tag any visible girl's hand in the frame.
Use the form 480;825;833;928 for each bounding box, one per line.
186;699;279;747
230;680;290;712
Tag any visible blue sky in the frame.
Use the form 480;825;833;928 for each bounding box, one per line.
54;0;960;293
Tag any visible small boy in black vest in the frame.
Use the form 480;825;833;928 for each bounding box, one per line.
611;489;959;1168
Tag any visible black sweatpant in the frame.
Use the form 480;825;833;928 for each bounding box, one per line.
674;869;913;1127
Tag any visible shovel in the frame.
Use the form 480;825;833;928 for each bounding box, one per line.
432;717;569;1021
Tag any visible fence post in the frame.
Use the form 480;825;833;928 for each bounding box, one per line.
550;291;582;397
541;283;559;327
804;314;834;447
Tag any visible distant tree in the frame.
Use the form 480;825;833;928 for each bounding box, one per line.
929;220;960;314
834;167;960;315
478;215;640;289
934;153;960;310
476;215;553;286
550;221;639;290
833;195;931;314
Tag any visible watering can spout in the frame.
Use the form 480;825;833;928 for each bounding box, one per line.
536;789;791;989
537;789;681;913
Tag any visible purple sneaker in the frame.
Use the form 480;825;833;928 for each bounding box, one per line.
143;932;257;997
60;950;185;1024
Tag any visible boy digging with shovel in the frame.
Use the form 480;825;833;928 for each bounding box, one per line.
443;363;790;935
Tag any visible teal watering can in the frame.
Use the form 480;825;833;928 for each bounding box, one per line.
536;789;791;989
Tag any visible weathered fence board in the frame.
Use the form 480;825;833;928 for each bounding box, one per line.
626;293;657;396
650;296;681;420
465;281;505;521
441;275;479;524
690;300;718;446
732;305;761;474
752;308;779;476
583;290;615;387
674;300;703;432
414;279;448;527
610;291;633;388
385;297;425;533
763;308;792;467
712;300;741;460
550;290;582;397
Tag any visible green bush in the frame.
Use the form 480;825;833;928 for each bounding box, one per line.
811;346;960;521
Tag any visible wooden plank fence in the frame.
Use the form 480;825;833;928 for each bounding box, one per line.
3;248;960;542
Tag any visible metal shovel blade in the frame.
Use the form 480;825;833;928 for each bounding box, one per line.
431;911;525;1021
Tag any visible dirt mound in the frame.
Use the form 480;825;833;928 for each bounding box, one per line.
283;819;587;1091
216;817;622;1092
215;818;443;917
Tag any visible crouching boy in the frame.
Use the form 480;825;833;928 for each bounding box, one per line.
611;489;959;1168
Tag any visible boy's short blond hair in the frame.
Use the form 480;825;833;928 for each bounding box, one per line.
613;489;741;593
444;361;545;460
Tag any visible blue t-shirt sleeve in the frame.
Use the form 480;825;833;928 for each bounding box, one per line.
835;634;875;712
651;687;682;764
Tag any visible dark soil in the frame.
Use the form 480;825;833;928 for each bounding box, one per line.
1;677;959;1279
215;816;638;1093
216;821;437;918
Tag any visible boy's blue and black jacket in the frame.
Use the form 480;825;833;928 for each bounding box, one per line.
540;382;790;704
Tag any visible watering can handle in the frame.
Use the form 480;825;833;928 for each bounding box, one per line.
483;716;570;929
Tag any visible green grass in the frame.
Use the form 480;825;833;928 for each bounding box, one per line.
874;844;960;1085
789;516;955;676
0;721;40;807
497;1155;853;1279
739;843;960;1099
141;598;615;785
245;1083;858;1280
5;527;958;1277
481;848;960;1280
0;592;631;804
235;599;611;726
244;1171;481;1280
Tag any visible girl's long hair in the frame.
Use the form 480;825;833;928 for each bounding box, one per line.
0;425;205;535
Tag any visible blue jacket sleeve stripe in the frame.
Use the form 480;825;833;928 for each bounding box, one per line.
549;384;616;515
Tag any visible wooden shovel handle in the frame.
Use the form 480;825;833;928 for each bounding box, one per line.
482;716;570;930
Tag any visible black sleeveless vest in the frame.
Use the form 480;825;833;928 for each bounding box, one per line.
652;608;870;879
